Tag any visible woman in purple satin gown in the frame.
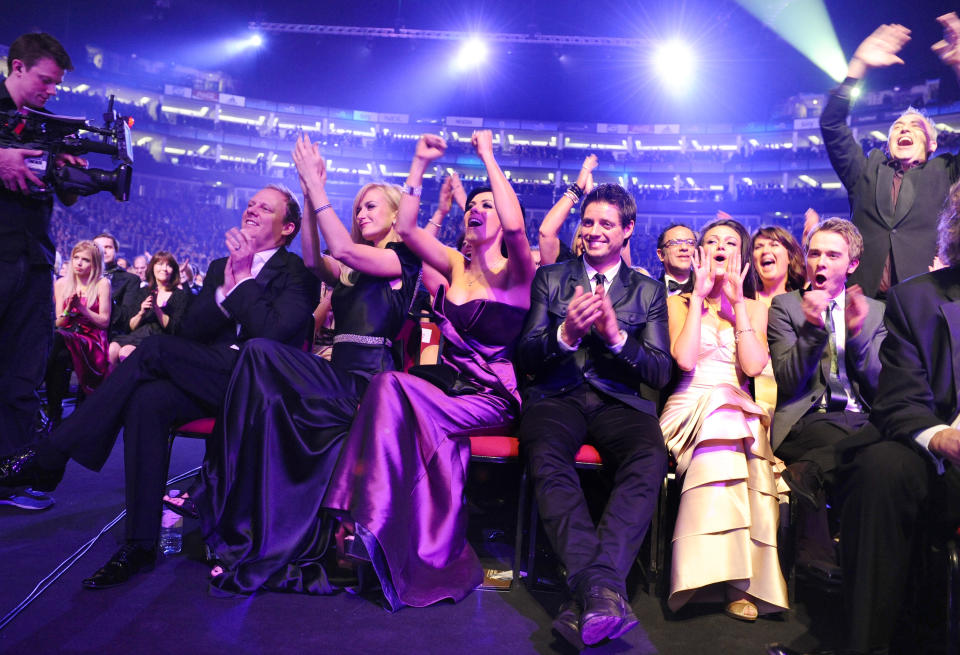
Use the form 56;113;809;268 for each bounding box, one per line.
196;136;420;596
45;240;111;425
323;130;538;610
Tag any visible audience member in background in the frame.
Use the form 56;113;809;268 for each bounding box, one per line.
539;154;598;265
659;218;788;621
179;259;201;295
115;257;129;271
655;224;696;295
0;185;317;590
93;233;140;338
750;225;806;416
108;251;190;366
0;33;77;510
131;254;148;284
197;136;419;596
767;218;885;587
518;183;672;648
44;240;111;427
820;15;960;298
324;130;537;611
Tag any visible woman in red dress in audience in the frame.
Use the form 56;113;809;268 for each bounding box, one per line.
45;240;111;426
323;130;537;611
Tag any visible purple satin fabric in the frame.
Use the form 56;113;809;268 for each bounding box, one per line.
59;295;108;394
323;299;525;610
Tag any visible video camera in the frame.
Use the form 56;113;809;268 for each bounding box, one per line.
0;95;133;201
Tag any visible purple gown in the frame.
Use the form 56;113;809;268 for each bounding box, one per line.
323;295;526;611
197;242;420;595
59;295;108;395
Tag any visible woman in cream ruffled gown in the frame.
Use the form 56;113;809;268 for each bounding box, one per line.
659;218;788;621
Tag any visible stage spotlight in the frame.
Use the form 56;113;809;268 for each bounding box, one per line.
735;0;847;82
248;33;264;48
652;40;696;93
453;37;489;72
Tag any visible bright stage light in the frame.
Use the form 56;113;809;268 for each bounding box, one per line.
652;40;696;93
735;0;847;82
248;33;264;48
453;37;489;72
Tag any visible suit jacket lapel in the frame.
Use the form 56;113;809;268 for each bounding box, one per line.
942;298;960;415
255;247;286;288
606;261;632;308
875;164;896;227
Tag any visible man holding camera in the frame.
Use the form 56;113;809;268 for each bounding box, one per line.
0;32;75;510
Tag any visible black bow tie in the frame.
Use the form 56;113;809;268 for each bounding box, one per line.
667;279;684;293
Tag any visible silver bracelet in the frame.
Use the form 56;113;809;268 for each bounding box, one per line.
734;327;755;344
313;203;332;214
428;219;443;228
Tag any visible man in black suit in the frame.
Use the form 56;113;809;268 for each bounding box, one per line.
517;184;673;647
655;223;695;296
93;232;141;336
820;15;960;298
830;199;960;653
0;184;318;588
767;218;885;500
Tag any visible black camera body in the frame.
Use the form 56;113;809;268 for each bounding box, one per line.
0;96;133;201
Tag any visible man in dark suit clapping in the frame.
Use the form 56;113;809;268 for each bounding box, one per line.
517;184;673;647
0;184;318;588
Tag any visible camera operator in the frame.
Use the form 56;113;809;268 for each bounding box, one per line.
0;32;79;511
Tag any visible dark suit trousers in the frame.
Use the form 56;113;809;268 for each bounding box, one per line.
49;334;238;545
838;437;960;653
0;258;53;455
776;410;870;478
519;383;667;598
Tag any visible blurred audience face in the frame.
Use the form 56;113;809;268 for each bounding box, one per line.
464;191;502;249
132;255;147;281
805;230;858;299
355;187;395;244
657;225;695;280
116;257;129;270
580;201;633;269
93;236;117;266
153;259;174;289
752;235;789;291
58;260;70;279
241;187;296;252
701;225;741;276
72;246;95;281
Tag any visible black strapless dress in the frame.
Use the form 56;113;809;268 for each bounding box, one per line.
196;242;420;595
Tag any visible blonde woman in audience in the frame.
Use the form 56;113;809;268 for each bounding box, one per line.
659;218;788;621
44;241;111;426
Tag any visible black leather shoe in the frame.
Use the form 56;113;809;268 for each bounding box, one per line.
81;543;157;589
551;600;584;650
0;447;64;492
579;586;638;645
782;461;824;512
766;644;842;655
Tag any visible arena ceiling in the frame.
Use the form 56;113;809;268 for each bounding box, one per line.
8;0;960;124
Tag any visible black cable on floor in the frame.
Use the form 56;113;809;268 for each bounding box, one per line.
0;466;201;632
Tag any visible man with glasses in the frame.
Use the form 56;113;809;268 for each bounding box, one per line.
655;224;695;296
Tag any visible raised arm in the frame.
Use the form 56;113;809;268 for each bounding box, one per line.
395;134;462;281
933;12;960;83
426;175;457;238
722;258;768;377
293;134;401;281
296;171;338;285
540;154;597;266
669;248;712;371
472;130;537;283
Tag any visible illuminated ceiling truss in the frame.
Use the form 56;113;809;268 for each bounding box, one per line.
248;22;645;48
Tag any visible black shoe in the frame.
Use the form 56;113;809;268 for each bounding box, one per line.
579;586;638;645
0;447;64;492
81;543;156;589
782;461;824;512
766;644;843;655
551;600;584;650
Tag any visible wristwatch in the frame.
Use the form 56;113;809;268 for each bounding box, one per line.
401;183;423;197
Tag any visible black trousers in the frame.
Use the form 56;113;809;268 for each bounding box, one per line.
838;436;960;653
519;383;667;598
49;334;238;546
0;258;53;455
776;409;871;477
